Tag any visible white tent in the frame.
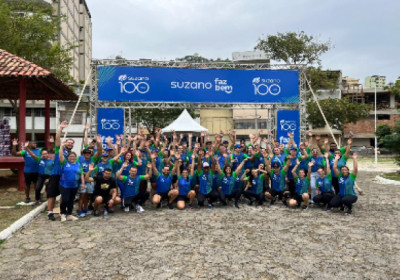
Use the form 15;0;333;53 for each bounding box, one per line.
161;109;208;133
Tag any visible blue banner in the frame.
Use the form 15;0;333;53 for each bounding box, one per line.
97;108;124;149
276;110;300;147
98;66;299;103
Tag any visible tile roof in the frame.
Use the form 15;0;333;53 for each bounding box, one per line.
0;49;78;100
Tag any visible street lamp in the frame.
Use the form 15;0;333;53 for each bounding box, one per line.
374;79;378;167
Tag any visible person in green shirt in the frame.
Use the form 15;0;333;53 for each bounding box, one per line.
288;160;313;209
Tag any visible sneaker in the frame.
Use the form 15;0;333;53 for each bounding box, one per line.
345;208;352;215
84;209;91;215
167;203;173;209
25;197;31;204
208;204;213;209
301;205;308;210
340;206;345;211
124;206;130;213
93;210;100;217
66;215;78;221
107;207;114;214
248;200;254;206
156;202;162;209
136;205;144;213
88;205;94;211
325;205;332;211
270;199;276;205
234;202;240;209
188;204;194;210
104;209;109;219
33;200;40;206
282;200;288;207
60;214;67;222
77;211;86;218
48;213;55;221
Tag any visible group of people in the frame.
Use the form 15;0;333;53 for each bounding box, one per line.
11;122;359;222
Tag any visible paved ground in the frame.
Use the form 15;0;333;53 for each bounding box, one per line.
0;171;399;280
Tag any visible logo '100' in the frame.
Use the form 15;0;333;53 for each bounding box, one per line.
119;81;150;94
253;84;281;96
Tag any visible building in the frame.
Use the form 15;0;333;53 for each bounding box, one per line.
365;75;386;89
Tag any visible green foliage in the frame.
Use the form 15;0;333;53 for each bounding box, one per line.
306;67;340;91
255;31;331;65
380;121;400;166
306;98;371;132
0;0;75;82
176;53;231;63
385;80;400;99
132;109;197;135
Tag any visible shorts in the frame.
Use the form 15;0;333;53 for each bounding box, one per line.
93;194;112;204
78;182;94;194
46;174;61;198
268;189;283;199
177;195;189;202
287;179;295;194
150;175;157;184
290;193;303;205
24;172;38;186
154;192;169;200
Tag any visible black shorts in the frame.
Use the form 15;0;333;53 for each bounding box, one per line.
287;179;295;194
154;192;169;200
291;193;303;204
93;194;112;204
46;174;61;198
268;189;283;199
24;172;38;186
177;195;189;202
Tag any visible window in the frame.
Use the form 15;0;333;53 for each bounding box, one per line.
3;108;16;116
377;114;390;120
234;119;267;130
59;110;85;125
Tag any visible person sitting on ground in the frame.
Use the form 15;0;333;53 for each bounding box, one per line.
313;152;335;210
242;165;269;206
195;152;218;209
265;157;291;205
86;165;121;217
330;153;358;215
288;160;313;210
116;162;152;213
150;152;179;209
176;153;196;210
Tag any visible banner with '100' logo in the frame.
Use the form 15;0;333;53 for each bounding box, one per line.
98;66;299;103
276;110;300;147
97;108;124;149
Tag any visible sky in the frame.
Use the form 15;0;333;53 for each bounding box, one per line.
86;0;400;84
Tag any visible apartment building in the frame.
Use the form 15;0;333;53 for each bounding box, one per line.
365;75;386;89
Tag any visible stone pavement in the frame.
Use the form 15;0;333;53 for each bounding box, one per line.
0;171;399;280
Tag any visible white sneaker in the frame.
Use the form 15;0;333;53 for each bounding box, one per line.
136;205;144;213
60;214;67;222
124;206;130;213
66;215;78;221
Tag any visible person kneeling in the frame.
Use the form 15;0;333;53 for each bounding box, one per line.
288;160;313;210
86;165;121;217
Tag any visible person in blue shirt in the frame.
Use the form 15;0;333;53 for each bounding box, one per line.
288;160;313;210
116;161;152;213
194;155;218;208
25;142;54;205
241;167;268;206
308;148;326;202
150;153;179;209
176;153;196;210
313;152;335;210
59;142;85;222
265;156;291;205
330;153;358;215
12;138;41;203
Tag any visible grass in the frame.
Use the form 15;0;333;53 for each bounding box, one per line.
381;172;400;182
0;170;43;232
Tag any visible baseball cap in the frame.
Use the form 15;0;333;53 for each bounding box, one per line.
105;147;113;151
102;153;108;157
152;149;159;153
235;144;241;149
223;140;229;144
82;149;92;154
203;162;210;168
272;163;279;168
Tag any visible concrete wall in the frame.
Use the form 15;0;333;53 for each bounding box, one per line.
200;109;233;135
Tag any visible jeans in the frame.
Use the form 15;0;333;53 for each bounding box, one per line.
59;186;78;215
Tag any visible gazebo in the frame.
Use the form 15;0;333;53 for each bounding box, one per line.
0;49;78;190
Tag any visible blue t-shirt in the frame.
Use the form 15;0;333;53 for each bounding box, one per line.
155;173;172;193
316;173;333;193
38;158;54;175
178;175;192;196
50;146;69;176
270;170;286;192
59;158;83;188
122;175;145;198
195;170;214;195
338;173;357;197
220;172;238;195
248;174;265;195
294;176;310;195
20;149;41;173
309;156;326;173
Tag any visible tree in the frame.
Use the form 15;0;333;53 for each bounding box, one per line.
306;98;371;133
376;124;392;147
255;31;331;65
131;108;197;135
176;53;210;63
306;67;341;92
380;121;400;167
385;79;400;99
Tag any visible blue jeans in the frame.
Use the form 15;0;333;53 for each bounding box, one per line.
59;186;78;215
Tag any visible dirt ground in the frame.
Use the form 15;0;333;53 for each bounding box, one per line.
0;170;399;280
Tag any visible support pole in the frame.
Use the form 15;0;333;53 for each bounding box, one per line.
18;79;27;191
45;93;50;149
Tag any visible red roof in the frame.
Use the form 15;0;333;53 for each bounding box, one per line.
0;49;78;100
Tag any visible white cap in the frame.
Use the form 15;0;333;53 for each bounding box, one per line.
203;162;210;168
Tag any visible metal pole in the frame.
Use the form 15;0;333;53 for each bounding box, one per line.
374;82;378;167
255;108;258;133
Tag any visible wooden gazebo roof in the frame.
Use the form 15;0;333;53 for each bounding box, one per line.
0;49;78;100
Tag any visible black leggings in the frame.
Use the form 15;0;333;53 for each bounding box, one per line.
35;174;49;201
220;189;241;204
59;186;78;215
123;191;150;207
329;194;358;210
197;190;219;206
332;177;340;195
244;190;265;205
313;192;335;205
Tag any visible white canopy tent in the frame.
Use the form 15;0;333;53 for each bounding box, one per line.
161;109;208;133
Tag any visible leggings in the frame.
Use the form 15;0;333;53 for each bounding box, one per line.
123;191;150;207
313;192;335;205
35;174;49;201
329;194;358;210
59;186;78;215
244;190;265;205
220;189;242;204
332;177;340;195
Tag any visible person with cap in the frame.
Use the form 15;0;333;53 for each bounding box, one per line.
150;152;179;209
149;148;166;193
287;160;314;210
76;134;102;218
176;153;196;210
313;152;335;210
215;155;248;208
308;147;326;202
117;149;142;203
231;143;248;171
241;167;268;206
195;153;218;208
24;142;54;205
12;138;42;204
265;156;291;205
93;147;126;178
86;164;121;217
330;153;358;215
116;161;152;213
